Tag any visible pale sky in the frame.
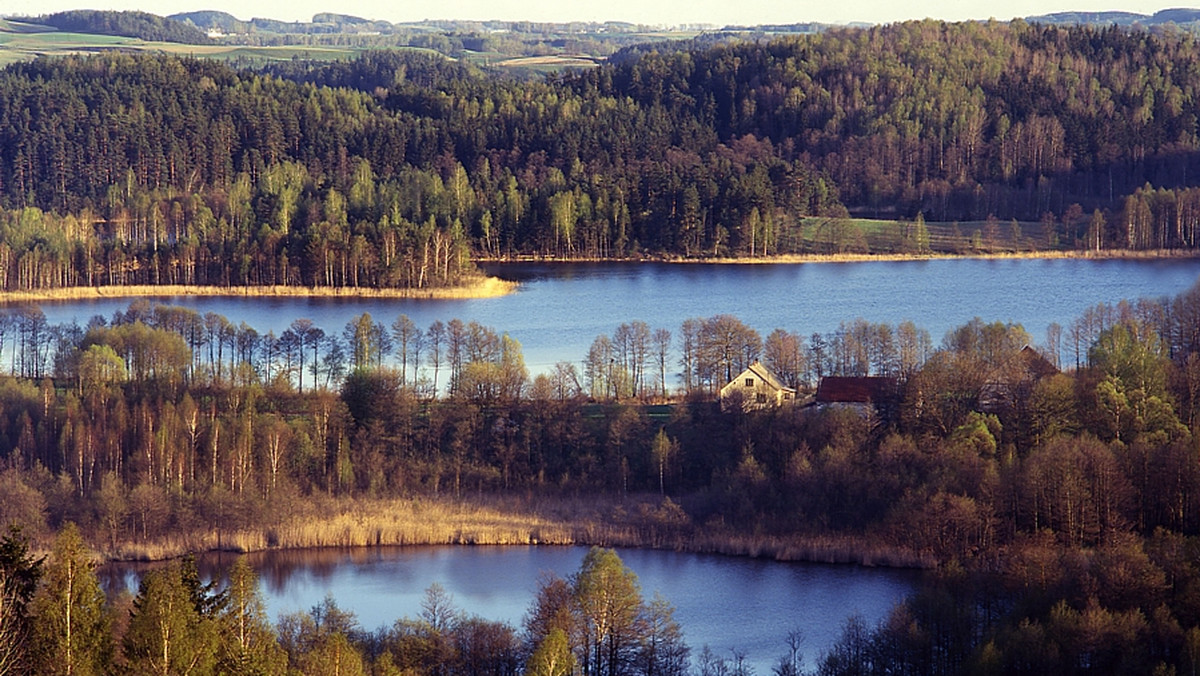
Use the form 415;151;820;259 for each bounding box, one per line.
1;0;1192;28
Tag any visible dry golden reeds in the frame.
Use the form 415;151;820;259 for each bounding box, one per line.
98;494;935;570
0;277;517;305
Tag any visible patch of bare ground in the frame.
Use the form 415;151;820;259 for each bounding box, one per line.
494;55;599;68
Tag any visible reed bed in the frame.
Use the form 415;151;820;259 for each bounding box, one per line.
101;495;935;570
0;277;517;304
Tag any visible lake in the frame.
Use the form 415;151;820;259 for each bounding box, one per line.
101;545;919;673
28;257;1200;378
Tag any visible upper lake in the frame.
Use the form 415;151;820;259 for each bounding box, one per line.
28;257;1200;377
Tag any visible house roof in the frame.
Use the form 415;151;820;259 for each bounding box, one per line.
1020;345;1059;379
815;376;896;403
745;361;791;392
720;362;795;397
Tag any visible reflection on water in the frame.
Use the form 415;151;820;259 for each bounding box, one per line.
102;545;919;673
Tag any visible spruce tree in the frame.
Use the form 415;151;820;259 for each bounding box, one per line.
0;525;43;675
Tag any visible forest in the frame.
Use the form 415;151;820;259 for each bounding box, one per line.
5;22;1200;293
0;275;1197;672
7;14;1200;675
24;10;212;43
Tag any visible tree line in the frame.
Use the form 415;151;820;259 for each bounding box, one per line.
0;301;934;504
0;277;1194;508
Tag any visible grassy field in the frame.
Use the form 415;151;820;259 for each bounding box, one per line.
0;26;602;70
0;21;679;71
0;24;367;65
0;19;59;34
789;216;1056;256
454;49;602;75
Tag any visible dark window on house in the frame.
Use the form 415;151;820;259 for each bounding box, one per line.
756;393;767;403
745;378;754;387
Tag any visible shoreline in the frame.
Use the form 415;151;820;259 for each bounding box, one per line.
477;248;1200;265
93;496;935;571
0;276;518;304
0;250;1195;305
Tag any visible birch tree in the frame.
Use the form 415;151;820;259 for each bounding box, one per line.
217;558;286;675
123;561;217;676
572;548;643;676
29;524;110;676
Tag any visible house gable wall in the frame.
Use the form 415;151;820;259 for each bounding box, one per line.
719;363;795;410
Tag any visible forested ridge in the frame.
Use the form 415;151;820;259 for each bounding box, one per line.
5;22;1200;292
25;10;212;43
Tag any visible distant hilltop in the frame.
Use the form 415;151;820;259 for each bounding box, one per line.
8;9;210;42
6;7;1200;47
162;9;1200;34
1024;7;1200;27
166;10;672;35
168;10;397;36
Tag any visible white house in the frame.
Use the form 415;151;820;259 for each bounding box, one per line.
719;362;796;411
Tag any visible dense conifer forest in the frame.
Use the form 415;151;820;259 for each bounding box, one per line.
29;10;212;43
3;21;1200;293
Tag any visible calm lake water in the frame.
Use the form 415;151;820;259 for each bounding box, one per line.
27;258;1200;378
101;545;918;673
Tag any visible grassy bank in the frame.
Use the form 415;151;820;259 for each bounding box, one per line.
0;277;517;304
100;494;934;570
482;248;1200;266
686;248;1200;264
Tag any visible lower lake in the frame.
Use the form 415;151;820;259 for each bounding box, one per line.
26;257;1200;379
101;545;919;674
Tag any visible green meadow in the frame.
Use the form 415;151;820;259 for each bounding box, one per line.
0;23;365;65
